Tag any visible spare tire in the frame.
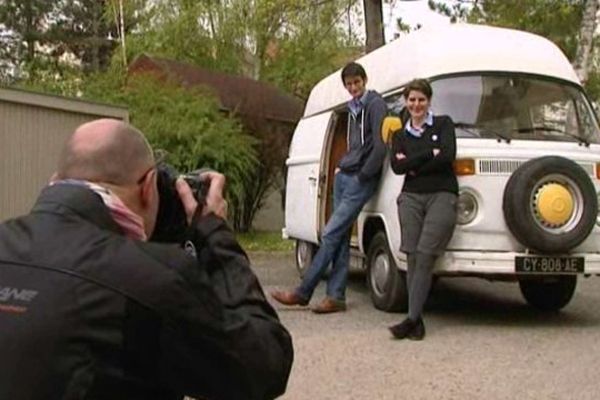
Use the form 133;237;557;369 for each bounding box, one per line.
503;156;597;253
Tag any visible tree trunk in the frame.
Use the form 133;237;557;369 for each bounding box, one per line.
363;0;384;53
573;0;599;83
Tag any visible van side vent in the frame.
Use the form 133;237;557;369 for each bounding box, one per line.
478;159;596;176
478;160;523;175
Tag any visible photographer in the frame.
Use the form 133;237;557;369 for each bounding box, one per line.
0;119;293;400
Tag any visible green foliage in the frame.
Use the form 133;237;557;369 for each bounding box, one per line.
21;67;259;229
260;0;359;99
430;0;584;58
89;72;259;225
236;230;294;252
123;1;241;74
123;0;359;99
468;0;584;60
0;0;55;82
5;0;362;230
0;0;54;62
584;68;600;107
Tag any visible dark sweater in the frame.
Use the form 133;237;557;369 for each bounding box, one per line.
338;90;387;183
390;115;458;194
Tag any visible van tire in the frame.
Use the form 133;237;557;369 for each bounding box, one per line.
295;240;317;278
366;232;408;312
503;156;597;253
518;275;577;311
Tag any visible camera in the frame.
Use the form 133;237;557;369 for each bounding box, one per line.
150;163;211;243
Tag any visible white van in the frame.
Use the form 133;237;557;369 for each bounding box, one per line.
283;24;600;312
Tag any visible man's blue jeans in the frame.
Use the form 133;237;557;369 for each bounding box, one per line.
296;172;378;302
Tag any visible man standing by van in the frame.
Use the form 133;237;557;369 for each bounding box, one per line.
272;62;387;313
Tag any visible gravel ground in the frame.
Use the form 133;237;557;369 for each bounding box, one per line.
249;251;600;400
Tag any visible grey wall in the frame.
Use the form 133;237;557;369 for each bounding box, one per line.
0;87;128;221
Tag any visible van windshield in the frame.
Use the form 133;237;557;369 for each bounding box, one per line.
430;74;600;144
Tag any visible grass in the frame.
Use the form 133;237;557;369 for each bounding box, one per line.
236;230;294;252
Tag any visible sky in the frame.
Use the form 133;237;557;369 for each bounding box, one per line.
381;0;456;42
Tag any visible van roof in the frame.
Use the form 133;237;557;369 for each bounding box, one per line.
304;23;580;117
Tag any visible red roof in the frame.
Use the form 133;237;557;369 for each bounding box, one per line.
128;54;304;125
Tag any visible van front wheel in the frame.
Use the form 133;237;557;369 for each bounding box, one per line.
366;232;407;312
518;275;577;311
295;240;317;278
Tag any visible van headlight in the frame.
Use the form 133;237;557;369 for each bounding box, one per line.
457;191;478;225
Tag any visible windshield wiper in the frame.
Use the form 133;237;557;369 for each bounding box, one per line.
454;122;512;143
514;126;590;147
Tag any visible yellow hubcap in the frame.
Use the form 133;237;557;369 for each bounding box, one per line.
536;183;574;225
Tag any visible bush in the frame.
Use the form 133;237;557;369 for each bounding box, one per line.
22;68;260;228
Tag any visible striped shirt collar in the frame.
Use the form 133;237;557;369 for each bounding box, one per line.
405;110;434;138
348;90;370;117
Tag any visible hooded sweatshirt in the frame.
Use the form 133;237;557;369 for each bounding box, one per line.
337;90;387;183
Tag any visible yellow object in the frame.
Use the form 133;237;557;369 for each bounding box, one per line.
453;159;476;176
381;116;403;144
536;183;574;225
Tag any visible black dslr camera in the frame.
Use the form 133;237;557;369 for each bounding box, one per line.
150;163;210;243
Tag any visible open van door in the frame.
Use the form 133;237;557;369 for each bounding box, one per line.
284;111;334;244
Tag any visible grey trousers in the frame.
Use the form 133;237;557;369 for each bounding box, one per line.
397;191;457;320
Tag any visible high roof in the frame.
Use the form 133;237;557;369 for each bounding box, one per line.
304;24;580;117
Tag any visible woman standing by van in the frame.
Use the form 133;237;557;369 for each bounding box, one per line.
389;79;458;340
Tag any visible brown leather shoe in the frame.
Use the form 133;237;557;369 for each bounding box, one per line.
271;290;309;306
311;297;346;314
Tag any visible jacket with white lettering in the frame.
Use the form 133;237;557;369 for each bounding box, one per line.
0;184;293;400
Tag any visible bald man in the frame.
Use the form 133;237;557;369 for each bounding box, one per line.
0;119;293;400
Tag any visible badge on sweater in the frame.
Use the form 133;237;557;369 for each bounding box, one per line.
184;240;197;258
432;134;439;142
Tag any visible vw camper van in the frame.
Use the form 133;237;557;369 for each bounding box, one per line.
283;24;600;312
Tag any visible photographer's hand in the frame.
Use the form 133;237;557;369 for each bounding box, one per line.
175;172;228;224
200;171;228;219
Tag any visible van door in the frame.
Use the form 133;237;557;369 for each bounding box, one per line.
285;111;335;243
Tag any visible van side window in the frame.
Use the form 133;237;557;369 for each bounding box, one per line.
386;94;405;116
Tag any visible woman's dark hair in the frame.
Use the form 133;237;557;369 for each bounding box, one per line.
341;62;367;82
403;79;433;100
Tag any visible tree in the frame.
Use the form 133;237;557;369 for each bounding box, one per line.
8;0;363;231
0;0;55;81
430;1;585;59
49;0;117;73
120;0;359;231
54;69;259;230
364;0;384;52
427;0;471;23
429;0;600;102
0;0;148;83
125;0;358;93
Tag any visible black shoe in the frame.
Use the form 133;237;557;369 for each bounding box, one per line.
408;318;425;341
388;318;416;339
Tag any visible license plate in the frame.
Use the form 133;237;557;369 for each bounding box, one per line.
515;256;584;274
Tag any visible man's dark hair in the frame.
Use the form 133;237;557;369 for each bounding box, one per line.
403;79;433;100
341;62;367;83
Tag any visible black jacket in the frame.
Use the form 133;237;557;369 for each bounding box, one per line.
0;184;293;400
390;115;458;195
337;90;387;183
